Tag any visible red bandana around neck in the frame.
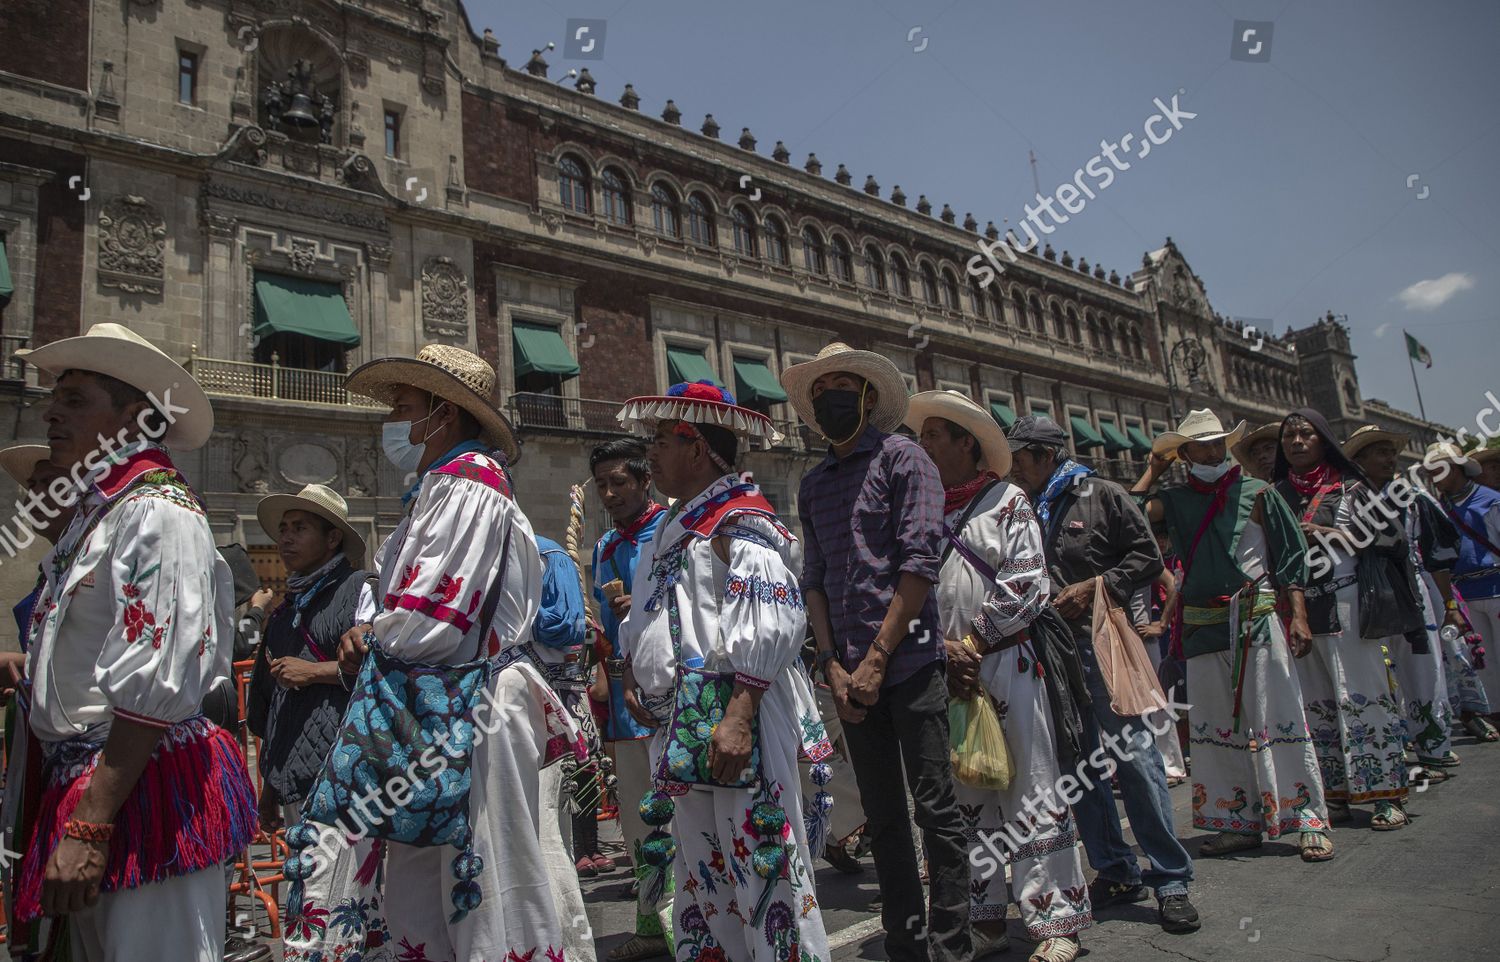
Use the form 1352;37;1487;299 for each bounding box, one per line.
1287;461;1340;498
944;471;999;514
599;501;664;564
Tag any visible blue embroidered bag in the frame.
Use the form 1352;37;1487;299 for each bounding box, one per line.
285;527;512;923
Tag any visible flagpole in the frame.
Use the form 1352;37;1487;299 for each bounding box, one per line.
1407;341;1428;421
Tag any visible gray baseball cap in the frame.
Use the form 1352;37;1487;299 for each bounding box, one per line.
1005;414;1069;451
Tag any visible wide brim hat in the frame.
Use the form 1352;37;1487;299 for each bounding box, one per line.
13;323;214;451
0;443;53;487
1152;408;1247;461
257;483;367;570
904;390;1012;477
1471;446;1500;465
779;342;909;434
345;344;520;464
1342;425;1408;461
617;381;781;449
1230;422;1281;467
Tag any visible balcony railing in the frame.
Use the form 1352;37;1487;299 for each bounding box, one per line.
186;352;383;408
507;393;635;434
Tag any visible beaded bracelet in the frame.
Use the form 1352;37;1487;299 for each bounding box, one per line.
64;818;114;843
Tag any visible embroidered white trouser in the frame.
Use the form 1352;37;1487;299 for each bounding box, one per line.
541;757;597;961
1464;594;1500;709
70;867;224;962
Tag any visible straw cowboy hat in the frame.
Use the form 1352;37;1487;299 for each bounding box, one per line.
779;342;909;434
1424;440;1483;478
345;344;520;464
904;390;1012;477
13;322;214;451
0;443;52;487
257;483;367;569
1151;408;1247;461
1342;424;1408;461
1230;421;1280;467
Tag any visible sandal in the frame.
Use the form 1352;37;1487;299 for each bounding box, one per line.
1299;831;1335;862
607;934;671;962
1199;831;1262;856
1371;801;1408;831
1462;715;1500;742
1417;752;1461;768
1029;935;1081;962
1410;766;1452;786
1327;801;1353;824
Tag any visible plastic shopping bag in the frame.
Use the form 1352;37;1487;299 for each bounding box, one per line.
949;689;1012;791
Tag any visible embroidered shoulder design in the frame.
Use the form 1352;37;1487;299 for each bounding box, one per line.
431;452;512;499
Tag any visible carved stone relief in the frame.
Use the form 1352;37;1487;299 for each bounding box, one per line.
232;431;271;493
98;195;167;294
421;256;469;337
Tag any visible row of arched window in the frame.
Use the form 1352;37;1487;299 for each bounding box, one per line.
1232;361;1298;402
557;151;1150;361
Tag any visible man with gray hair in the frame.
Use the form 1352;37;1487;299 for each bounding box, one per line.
1006;415;1199;934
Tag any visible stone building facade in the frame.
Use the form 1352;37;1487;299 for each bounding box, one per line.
0;0;1446;645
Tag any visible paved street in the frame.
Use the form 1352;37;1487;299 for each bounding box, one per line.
576;730;1500;962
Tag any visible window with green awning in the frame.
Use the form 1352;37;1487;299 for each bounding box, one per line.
252;272;360;346
733;357;787;405
989;400;1016;428
1127;425;1154;456
512;321;580;378
1070;415;1106;449
0;236;13;307
1100;421;1133;454
666;346;719;386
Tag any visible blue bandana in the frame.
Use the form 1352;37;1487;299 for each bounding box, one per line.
1035;457;1095;533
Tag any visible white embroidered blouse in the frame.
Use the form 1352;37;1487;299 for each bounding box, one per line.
936;479;1052;651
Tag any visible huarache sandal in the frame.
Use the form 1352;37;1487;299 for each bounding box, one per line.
1417;751;1461;767
1461;715;1499;741
1410;766;1451;786
1371;801;1408;831
1299;831;1335;862
1029;935;1082;962
607;934;671;961
1198;831;1262;856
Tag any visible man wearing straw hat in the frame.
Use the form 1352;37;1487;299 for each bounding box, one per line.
908;391;1092;962
8;324;256;961
782;344;973;962
246;484;369;832
615;380;833;961
1134;409;1334;863
1344;426;1469;769
284;344;581;961
1231;422;1281;483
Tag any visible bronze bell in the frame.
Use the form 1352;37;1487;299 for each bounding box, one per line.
282;90;319;129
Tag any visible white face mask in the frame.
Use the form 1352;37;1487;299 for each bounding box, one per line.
1188;458;1233;484
381;413;435;475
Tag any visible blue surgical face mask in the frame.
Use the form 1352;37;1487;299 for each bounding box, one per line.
1188;458;1233;484
381;413;435;475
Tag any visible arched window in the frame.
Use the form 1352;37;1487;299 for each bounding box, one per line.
730;206;757;256
1130;326;1145;359
830;236;854;282
1065;307;1081;343
1050;302;1066;340
970;278;988;319
600;167;631;225
864;245;887;291
891;253;913;297
920;263;940;306
1087;313;1101;351
942;269;961;311
651;183;681;238
801;226;827;275
764;216;789;266
558;154;589;213
687;193;716;247
1100;318;1116;354
991;289;1006;325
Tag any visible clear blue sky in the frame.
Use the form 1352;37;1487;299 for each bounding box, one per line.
465;0;1500;430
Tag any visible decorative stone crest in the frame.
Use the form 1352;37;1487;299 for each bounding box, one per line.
288;238;319;273
421;256;469;337
98;195;167;294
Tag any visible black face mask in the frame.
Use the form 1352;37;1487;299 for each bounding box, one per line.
812;387;867;444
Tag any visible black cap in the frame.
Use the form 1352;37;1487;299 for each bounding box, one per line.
1005;414;1068;451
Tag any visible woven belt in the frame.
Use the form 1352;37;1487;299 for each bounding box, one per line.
1183;592;1277;626
605;656;627;679
1305;574;1357;600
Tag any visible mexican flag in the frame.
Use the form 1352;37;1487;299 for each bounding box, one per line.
1405;331;1432;368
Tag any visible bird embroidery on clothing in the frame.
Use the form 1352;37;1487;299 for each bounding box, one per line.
1216;787;1249;816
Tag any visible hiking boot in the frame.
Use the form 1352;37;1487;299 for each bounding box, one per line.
1158;893;1201;932
1087;876;1147;908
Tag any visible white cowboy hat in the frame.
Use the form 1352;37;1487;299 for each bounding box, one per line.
1342;425;1408;461
346;344;520;464
0;443;53;487
13;323;214;451
1151;408;1247;461
1230;421;1280;467
904;390;1012;477
257;483;367;570
779;342;909;435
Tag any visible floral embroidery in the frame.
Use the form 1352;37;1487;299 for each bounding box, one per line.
724;572;804;609
287;900;330;942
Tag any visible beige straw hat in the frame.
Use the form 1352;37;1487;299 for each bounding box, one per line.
0;443;53;487
1152;408;1247;462
1342;424;1408;460
256;483;367;569
1230;422;1280;467
779;342;910;434
904;390;1012;477
13;323;214;451
345;344;520;463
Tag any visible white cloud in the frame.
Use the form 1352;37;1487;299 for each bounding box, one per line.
1372;322;1391;338
1398;272;1474;311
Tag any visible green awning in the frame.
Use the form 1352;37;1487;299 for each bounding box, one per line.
512;321;580;378
1100;421;1133;454
733;357;787;404
1126;425;1154;456
666;347;719;386
1070;415;1106;449
252;273;360;346
989;400;1016;428
0;237;13;306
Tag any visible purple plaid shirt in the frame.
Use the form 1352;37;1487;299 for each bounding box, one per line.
798;426;946;687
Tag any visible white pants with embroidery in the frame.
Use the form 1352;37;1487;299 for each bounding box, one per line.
70;867;224;962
